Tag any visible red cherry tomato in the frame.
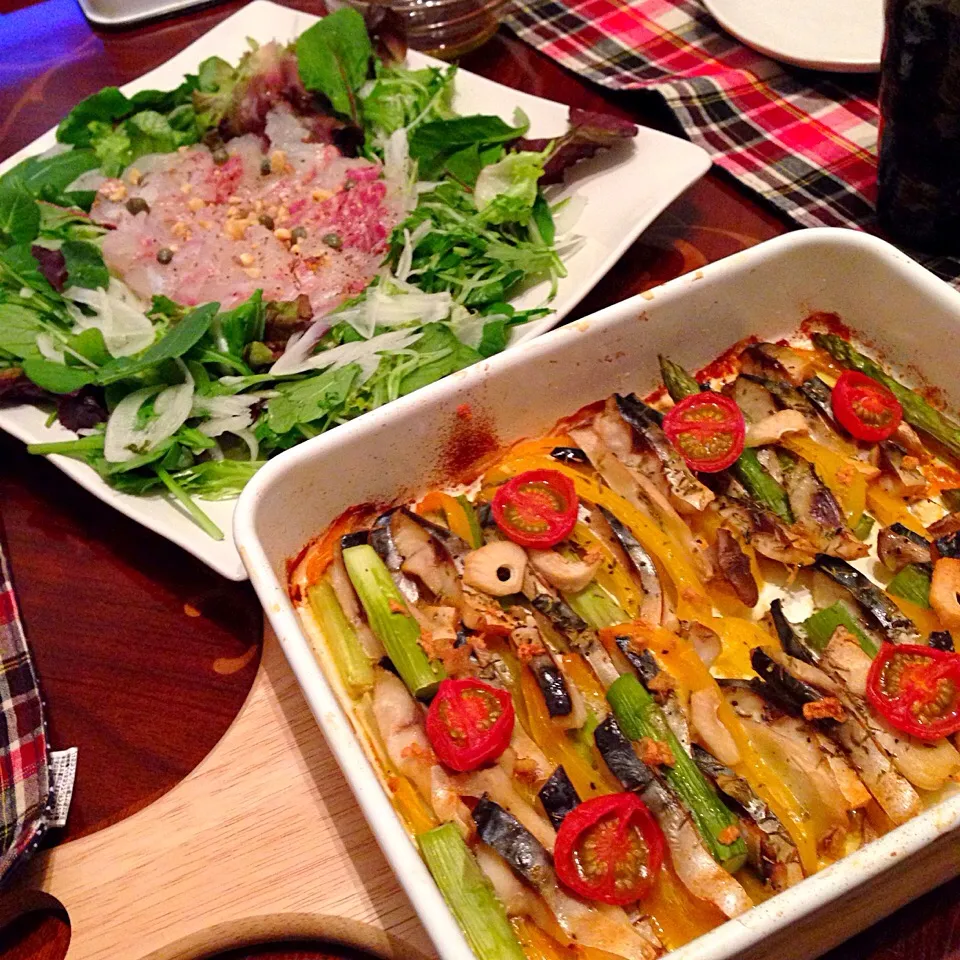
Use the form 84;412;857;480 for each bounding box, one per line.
831;371;903;443
425;677;515;772
553;793;664;905
663;393;745;473
866;642;960;740
492;469;578;548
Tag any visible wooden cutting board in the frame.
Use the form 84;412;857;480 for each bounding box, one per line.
0;629;434;960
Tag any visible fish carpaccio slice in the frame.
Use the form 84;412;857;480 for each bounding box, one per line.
92;107;405;316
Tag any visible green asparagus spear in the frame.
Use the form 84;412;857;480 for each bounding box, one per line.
813;333;960;459
732;448;794;523
659;355;702;401
803;601;877;656
565;580;626;629
607;674;747;872
308;578;375;697
886;563;932;610
419;824;527;960
343;544;444;699
659;356;794;522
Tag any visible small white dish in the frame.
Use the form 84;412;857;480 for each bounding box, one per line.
703;0;884;72
0;0;710;581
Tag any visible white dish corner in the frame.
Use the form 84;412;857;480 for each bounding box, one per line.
0;0;710;581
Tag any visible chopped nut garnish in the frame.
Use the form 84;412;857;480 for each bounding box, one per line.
238;252;255;266
107;183;127;202
388;599;406;615
274;227;292;241
187;197;205;212
637;737;675;767
803;697;847;722
198;219;213;230
127;167;142;185
312;188;333;202
270;149;288;174
224;219;248;241
902;455;921;470
647;671;675;694
243;267;261;279
717;825;741;846
227;195;243;205
171;221;190;239
513;757;540;782
180;182;193;194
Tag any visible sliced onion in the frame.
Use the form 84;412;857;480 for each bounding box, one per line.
382;127;415;214
552;194;588;235
65;279;156;358
268;315;335;374
103;367;194;463
36;332;67;363
269;328;421;379
395;220;432;283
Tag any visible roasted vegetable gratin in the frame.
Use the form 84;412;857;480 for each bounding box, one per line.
290;329;960;960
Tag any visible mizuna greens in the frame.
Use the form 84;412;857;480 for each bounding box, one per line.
0;9;637;539
292;328;960;960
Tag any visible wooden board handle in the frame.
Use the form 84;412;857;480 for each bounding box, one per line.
3;631;434;960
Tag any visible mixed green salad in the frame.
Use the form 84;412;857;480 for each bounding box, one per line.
0;9;637;539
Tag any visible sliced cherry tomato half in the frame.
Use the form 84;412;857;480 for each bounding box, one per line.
866;642;960;740
831;370;903;443
425;677;515;772
492;468;578;548
553;793;664;905
662;393;745;473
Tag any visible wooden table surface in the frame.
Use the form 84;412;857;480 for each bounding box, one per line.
1;1;959;958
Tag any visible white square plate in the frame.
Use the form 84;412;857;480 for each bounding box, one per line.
235;228;960;960
0;0;710;580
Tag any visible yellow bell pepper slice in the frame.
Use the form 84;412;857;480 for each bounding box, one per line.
624;621;821;875
866;483;927;536
416;490;481;547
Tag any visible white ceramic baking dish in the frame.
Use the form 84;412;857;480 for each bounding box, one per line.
235;227;960;960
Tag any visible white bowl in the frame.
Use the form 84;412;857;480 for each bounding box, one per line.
235;228;960;960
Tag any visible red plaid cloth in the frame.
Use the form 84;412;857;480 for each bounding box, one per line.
0;525;51;885
505;0;960;285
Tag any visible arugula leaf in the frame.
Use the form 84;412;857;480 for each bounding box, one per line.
216;290;265;360
37;201;105;243
128;77;198;114
22;358;96;394
443;144;482;188
57;87;131;146
296;8;372;123
89;109;200;178
97;302;218;385
0;149;100;200
0;179;40;245
361;64;456;137
68;327;110;366
474;149;548;224
399;324;481;395
61;240;109;290
173;459;264;499
0;302;46;360
0;245;62;305
266;363;361;434
409;113;529;179
532;191;555;244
